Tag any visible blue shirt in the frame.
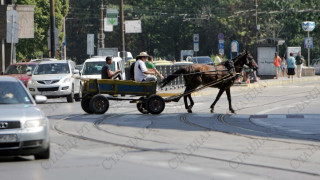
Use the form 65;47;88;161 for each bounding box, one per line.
287;57;296;68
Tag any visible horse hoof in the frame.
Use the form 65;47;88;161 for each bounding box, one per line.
230;110;236;114
210;109;214;113
188;109;192;113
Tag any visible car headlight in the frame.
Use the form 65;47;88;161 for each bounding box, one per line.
24;119;46;128
63;78;72;83
28;80;36;85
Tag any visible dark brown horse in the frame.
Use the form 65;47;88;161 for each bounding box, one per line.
161;50;256;113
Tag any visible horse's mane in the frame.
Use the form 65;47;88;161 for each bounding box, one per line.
232;50;248;63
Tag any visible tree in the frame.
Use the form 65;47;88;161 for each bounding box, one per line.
15;0;69;60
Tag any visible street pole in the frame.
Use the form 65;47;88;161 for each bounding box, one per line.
308;31;310;66
120;0;125;61
1;0;5;73
10;14;14;64
63;17;66;60
50;0;56;58
99;0;104;48
255;0;258;41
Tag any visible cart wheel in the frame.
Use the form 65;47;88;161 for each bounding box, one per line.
146;95;165;114
81;94;93;114
89;94;109;114
137;98;149;114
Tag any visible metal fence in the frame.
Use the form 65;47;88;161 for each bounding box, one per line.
124;65;186;90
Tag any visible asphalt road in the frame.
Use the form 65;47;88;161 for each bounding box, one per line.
1;80;320;180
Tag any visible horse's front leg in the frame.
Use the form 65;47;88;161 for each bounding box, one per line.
210;88;225;113
226;87;235;114
183;95;189;112
187;94;194;113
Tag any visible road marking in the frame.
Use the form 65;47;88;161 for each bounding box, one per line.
181;166;203;172
212;172;235;178
230;114;250;119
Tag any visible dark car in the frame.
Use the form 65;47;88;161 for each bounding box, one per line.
191;56;214;65
3;62;38;86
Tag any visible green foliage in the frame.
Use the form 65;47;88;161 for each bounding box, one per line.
15;0;69;60
15;0;320;62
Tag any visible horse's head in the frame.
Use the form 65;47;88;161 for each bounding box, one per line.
233;50;258;72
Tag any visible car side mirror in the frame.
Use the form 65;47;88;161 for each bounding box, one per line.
26;71;32;76
34;95;47;104
73;69;80;74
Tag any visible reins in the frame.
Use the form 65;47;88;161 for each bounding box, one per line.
164;73;241;102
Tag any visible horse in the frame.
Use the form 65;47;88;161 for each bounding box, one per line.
160;50;257;113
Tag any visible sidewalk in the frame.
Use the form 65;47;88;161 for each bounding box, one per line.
157;75;320;98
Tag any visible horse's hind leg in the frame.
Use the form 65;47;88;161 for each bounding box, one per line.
226;88;235;114
210;88;225;113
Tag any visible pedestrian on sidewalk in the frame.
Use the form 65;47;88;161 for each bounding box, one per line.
286;52;296;79
274;52;281;79
295;51;305;78
280;55;287;77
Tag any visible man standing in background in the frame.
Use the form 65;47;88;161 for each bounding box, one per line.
214;53;223;65
295;51;305;78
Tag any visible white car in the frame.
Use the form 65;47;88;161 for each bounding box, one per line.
81;56;126;80
0;76;49;159
27;60;81;103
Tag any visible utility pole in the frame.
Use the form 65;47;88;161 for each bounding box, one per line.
50;0;56;58
99;0;104;48
255;0;258;41
1;0;5;73
120;0;125;61
63;17;66;60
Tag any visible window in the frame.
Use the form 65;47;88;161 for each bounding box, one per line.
34;63;70;75
5;64;36;75
82;61;115;75
0;81;32;104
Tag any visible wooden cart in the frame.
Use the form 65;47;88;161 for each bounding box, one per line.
81;79;165;114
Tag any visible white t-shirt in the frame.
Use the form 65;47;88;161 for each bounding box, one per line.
216;56;222;63
134;60;148;82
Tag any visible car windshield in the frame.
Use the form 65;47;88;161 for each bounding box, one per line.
0;81;32;104
5;64;36;75
82;61;115;75
34;63;70;75
192;57;213;64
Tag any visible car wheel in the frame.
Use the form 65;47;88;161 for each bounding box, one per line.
74;84;82;102
34;146;50;160
67;86;74;103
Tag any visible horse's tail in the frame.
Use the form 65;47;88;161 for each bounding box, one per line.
160;68;185;88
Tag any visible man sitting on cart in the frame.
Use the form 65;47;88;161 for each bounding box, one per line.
134;52;157;82
101;56;120;79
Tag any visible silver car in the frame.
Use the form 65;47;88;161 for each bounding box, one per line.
0;76;50;159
